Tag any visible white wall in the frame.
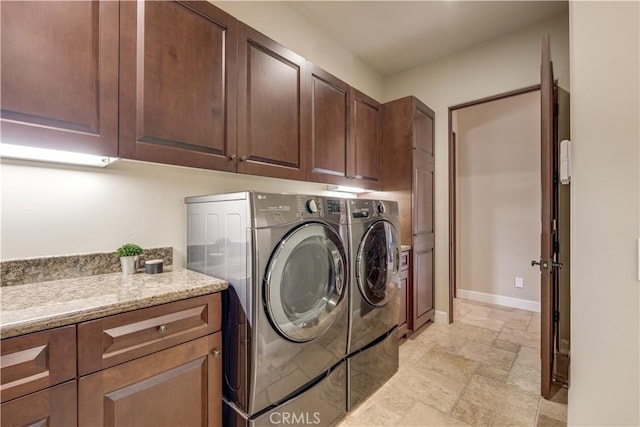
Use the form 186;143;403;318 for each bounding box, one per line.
568;2;639;425
211;1;384;101
384;12;569;314
456;91;541;304
0;159;352;264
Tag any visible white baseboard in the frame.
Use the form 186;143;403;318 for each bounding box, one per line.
434;310;448;324
457;288;541;312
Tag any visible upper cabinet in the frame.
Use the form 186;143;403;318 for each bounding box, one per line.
350;89;382;190
119;1;238;171
236;23;309;181
307;68;382;191
307;65;350;185
0;1;119;156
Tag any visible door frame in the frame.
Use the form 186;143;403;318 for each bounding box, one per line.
447;84;541;324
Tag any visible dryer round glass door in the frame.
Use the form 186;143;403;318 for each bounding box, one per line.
356;220;400;307
265;222;347;342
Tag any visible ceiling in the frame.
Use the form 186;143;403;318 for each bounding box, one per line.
287;1;568;77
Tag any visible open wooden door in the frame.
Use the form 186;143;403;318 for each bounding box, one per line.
534;34;560;399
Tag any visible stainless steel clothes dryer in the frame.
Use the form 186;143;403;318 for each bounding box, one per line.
346;198;401;411
186;192;349;427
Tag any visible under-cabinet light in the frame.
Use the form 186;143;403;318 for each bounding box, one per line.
0;143;119;168
327;184;370;194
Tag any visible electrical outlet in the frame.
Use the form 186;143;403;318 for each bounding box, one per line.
515;277;524;288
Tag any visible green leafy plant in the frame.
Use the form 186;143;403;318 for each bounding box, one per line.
116;243;143;257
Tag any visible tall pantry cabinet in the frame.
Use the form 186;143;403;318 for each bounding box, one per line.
380;96;435;334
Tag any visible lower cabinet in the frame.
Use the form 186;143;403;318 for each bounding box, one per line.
0;293;223;427
0;381;77;427
398;249;412;338
79;332;222;426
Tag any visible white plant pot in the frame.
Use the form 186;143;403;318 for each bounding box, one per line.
120;255;140;275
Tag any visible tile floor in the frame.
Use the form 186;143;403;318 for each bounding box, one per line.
339;298;568;426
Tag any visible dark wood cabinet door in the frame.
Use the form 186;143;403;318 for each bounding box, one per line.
0;381;77;427
413;152;435;240
0;325;76;403
350;89;382;190
0;1;118;156
79;333;222;427
413;103;434;157
398;249;412;339
237;23;309;181
307;65;351;185
412;151;435;331
412;240;434;331
119;1;238;171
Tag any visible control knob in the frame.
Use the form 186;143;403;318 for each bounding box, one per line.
377;202;386;214
306;199;318;213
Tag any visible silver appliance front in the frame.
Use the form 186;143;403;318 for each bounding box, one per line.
186;192;349;424
347;199;402;354
224;361;347;427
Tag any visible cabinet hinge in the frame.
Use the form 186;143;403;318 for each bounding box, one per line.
553;311;560;323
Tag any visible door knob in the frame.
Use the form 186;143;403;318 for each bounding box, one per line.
212;350;222;359
239;156;247;162
228;154;236;160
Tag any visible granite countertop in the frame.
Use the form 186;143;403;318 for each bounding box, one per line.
400;245;412;252
0;268;227;339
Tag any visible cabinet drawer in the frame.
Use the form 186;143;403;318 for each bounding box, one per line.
401;250;410;271
1;380;77;427
0;325;76;403
78;293;221;375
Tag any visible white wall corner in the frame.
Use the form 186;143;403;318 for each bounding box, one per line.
434;310;449;324
457;289;541;313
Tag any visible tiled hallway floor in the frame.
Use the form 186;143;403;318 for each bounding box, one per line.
339;299;568;426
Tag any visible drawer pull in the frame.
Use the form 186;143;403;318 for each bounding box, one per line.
158;325;168;335
212;350;221;359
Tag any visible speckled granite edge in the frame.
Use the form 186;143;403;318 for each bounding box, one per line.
1;247;173;287
0;268;227;339
400;245;412;252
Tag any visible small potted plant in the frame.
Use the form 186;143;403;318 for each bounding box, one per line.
117;243;143;275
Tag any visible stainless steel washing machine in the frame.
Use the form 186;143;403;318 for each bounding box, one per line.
185;192;349;426
346;198;401;411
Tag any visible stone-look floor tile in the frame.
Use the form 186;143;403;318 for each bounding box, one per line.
390;365;466;413
461;375;539;426
459;313;505;331
446;322;492;341
471;329;500;345
493;339;520;353
498;328;540;349
509;309;534;323
415;331;467;354
490;414;528;427
399;338;434;363
538;399;568;422
503;320;529;331
452;399;494;426
536;414;567;427
548;385;568;405
369;384;417;415
505;363;540;394
488;308;515;321
415;345;480;383
514;346;541;370
399;402;469;426
345;400;404;426
456;341;517;370
476;364;510;382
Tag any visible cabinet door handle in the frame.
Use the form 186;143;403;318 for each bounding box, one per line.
158;325;168;335
212;350;222;359
228;154;236;160
239;156;247;162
